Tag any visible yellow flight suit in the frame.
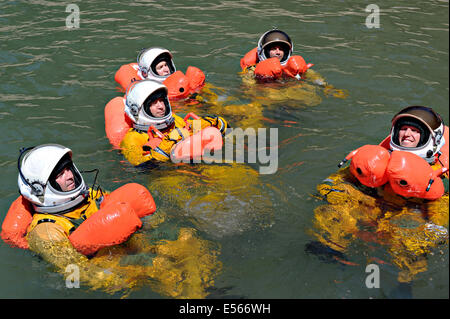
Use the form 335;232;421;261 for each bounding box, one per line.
120;113;227;166
310;166;449;283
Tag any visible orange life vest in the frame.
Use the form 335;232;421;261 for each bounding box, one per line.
114;63;205;100
339;126;449;200
240;47;314;80
1;183;156;256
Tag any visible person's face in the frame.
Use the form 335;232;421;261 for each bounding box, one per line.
55;166;75;191
268;45;285;60
149;98;166;118
155;61;171;76
398;125;421;147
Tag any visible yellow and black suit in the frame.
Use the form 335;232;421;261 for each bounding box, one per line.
310;166;448;283
25;188;222;298
26;188;104;241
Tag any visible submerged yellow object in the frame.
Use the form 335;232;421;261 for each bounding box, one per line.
240;68;348;106
27;209;222;299
147;163;275;238
310;167;448;282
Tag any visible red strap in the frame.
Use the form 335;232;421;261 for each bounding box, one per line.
184;112;200;121
144;126;164;150
183;112;200;130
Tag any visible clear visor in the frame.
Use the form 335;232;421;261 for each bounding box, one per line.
389;122;445;163
142;89;171;119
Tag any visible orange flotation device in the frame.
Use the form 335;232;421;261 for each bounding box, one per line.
339;126;449;199
240;47;259;70
69;201;142;256
341;144;390;188
114;63;205;100
99;183;156;218
142;113;223;162
1;183;155;255
170;126;223;162
240;47;314;80
71;183;156;256
114;63;140;91
104;97;225;162
1;196;33;249
386;151;447;200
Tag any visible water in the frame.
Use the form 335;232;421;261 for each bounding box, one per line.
0;0;448;299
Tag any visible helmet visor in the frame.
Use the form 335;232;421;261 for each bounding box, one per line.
264;42;291;61
143;88;171;118
151;52;175;76
48;154;82;192
392;117;430;148
259;30;293;63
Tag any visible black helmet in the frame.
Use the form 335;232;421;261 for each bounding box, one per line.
257;29;293;64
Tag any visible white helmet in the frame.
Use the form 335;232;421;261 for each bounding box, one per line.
17;144;88;214
257;29;293;65
137;47;176;82
390;106;446;163
124;79;174;131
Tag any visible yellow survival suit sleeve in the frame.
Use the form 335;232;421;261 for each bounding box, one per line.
187;116;228;135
